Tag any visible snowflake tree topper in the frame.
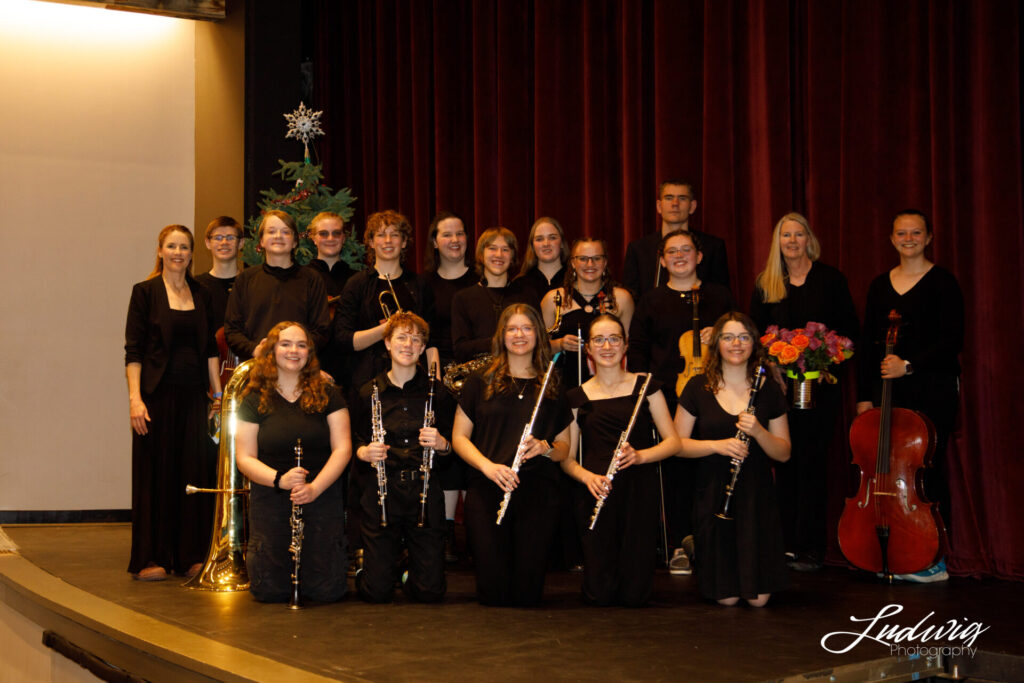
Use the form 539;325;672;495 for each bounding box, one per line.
284;102;324;163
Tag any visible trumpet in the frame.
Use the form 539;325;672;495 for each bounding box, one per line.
418;363;438;527
497;352;561;525
589;373;653;530
378;271;404;319
288;439;304;610
371;384;389;527
716;364;766;521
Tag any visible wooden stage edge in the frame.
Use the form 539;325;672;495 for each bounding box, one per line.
0;553;332;682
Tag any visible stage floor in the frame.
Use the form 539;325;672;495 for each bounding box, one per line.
3;524;1022;682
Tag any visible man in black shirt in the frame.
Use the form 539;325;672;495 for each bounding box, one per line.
622;179;731;301
195;216;242;332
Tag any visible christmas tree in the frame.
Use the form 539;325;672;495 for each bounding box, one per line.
241;102;364;270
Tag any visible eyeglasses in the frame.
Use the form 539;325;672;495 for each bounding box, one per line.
573;255;607;264
720;333;753;344
590;335;624;347
505;325;535;336
664;246;695;256
392;333;424;346
210;235;238;243
316;230;344;238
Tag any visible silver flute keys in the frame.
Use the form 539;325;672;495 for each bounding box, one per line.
288;439;304;610
371;384;388;527
589;373;653;530
716;364;766;521
496;352;562;525
418;363;438;528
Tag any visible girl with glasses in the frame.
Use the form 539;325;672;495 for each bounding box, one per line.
560;315;679;606
674;312;791;607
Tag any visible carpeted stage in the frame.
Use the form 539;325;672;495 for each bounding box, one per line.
1;524;1021;682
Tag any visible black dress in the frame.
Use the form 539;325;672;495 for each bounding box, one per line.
514;264;566;310
450;281;534;362
678;376;789;601
748;262;859;559
856;266;963;531
554;287;629;388
238;386;348;603
568;377;661;606
458;372;572;606
124;277;218;576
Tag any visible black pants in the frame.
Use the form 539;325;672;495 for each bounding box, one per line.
464;474;559;607
247;485;347;603
357;470;446;603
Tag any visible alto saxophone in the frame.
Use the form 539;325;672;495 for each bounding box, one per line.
716;364;766;521
418;363;438;528
589;373;653;530
288;439;304;610
371;384;389;527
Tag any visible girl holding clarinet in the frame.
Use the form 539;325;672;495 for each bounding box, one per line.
674;312;790;606
561;314;679;606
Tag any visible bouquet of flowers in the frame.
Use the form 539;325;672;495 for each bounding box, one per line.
760;321;854;383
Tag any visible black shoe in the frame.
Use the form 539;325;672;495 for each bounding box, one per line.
787;551;823;572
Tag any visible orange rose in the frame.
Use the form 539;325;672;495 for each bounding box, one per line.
778;344;800;364
791;334;810;350
768;340;788;357
760;332;777;346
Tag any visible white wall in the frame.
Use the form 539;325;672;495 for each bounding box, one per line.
0;0;196;510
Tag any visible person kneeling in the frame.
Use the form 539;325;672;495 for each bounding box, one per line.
352;312;454;603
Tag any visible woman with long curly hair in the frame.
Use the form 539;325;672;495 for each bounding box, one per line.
674;312;791;607
235;321;352;603
451;304;572;606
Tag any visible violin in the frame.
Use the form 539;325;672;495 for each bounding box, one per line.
676;286;708;395
838;310;946;578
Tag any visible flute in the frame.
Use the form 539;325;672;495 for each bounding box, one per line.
371;384;389;527
496;352;561;525
287;439;304;610
716;364;766;521
589;373;653;530
417;363;438;527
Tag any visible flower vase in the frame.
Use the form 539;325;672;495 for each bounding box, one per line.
786;370;820;410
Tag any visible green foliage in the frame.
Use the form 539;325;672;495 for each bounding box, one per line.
242;159;364;269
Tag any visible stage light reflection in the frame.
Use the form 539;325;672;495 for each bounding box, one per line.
2;0;184;47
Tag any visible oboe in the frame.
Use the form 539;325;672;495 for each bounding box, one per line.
496;352;561;525
716;364;766;521
371;384;389;527
287;439;304;609
589;373;653;530
417;363;438;527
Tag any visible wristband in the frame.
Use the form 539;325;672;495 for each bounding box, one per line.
272;470;283;490
212;391;223;399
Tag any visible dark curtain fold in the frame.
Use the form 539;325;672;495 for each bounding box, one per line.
297;0;1024;579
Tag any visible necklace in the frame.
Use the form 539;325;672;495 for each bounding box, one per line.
511;376;531;399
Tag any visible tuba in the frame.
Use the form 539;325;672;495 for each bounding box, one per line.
185;359;254;591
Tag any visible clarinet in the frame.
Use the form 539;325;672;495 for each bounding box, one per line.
287;439;304;610
371;384;389;527
589;373;653;530
496;352;561;525
716;364;766;521
417;363;438;528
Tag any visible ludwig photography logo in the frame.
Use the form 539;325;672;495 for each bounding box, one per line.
820;603;989;658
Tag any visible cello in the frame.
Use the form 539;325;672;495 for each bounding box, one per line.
838;310;946;579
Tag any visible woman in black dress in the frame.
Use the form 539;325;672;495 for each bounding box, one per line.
420;211;476;557
561;315;679;606
856;210;963;581
451;304;572;606
514;217;569;307
675;312;791;606
749;212;859;571
125;225;222;581
235;322;351;603
541;238;634;388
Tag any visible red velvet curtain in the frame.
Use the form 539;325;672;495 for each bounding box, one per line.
312;0;1024;580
